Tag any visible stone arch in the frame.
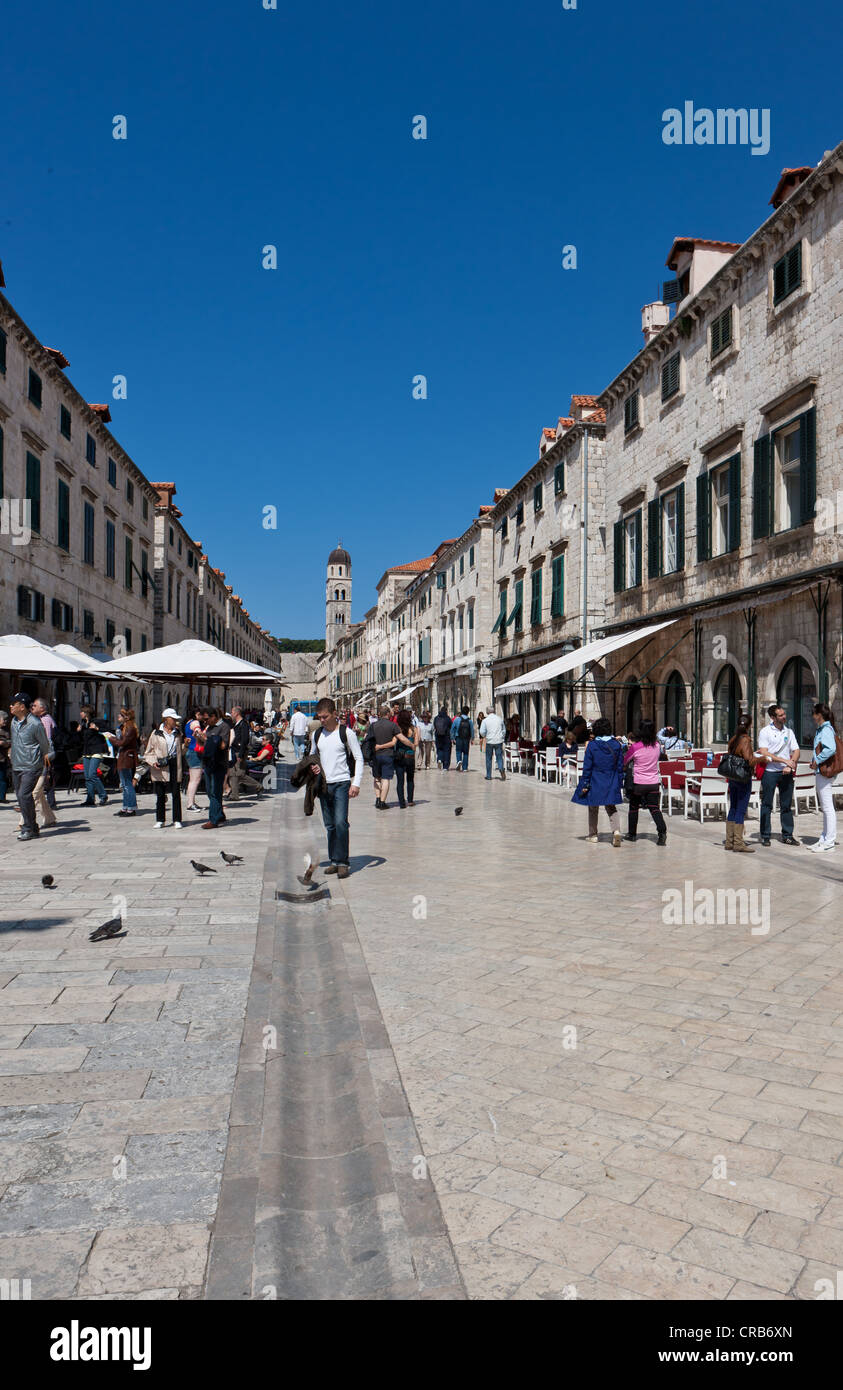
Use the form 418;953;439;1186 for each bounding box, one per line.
760;639;818;705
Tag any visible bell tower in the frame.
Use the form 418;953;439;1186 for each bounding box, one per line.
326;542;352;649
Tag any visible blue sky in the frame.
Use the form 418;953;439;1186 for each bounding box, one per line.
2;0;840;639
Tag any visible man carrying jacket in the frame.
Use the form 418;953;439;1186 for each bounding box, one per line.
10;693;51;841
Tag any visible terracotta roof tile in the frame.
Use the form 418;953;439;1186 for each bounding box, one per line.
88;403;111;422
665;237;741;270
570;395;598;406
769;166;813;208
542;428;556;438
44;346;69;368
557;416;574;430
389;555;437;573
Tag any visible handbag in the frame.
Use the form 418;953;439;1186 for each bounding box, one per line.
623;762;636;795
719;752;753;783
817;732;843;778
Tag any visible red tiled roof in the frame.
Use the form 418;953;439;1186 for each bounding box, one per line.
389;555;437;573
557;417;574;430
542;428;555;438
665;238;741;270
88;403;111;422
493;488;509;501
478;505;495;513
570;395;598;406
587;407;606;423
769;166;813;208
44;346;69;369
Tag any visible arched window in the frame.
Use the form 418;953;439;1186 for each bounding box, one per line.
664;670;686;733
123;687;131;710
713;665;739;743
777;656;817;748
626;680;642;734
334;590;339;600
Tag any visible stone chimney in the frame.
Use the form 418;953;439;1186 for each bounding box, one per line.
642;302;671;343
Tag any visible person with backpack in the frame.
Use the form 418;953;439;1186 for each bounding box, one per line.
810;702;840;852
452;706;474;772
393;708;419;808
433;706;452;770
309;697;363;877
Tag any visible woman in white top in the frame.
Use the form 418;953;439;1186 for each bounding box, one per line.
416;710;434;770
143;709;184;828
810;702;838;852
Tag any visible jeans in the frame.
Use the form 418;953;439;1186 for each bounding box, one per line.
0;761;7;801
435;736;451;769
816;772;837;843
726;779;752;824
155;761;182;823
417;741;433;769
119;767;137;811
292;735;308;762
206;767;225;825
485;743;504;777
395;761;415;806
455;743;470;770
760;769;794;838
83;756;106;803
13;767;41;832
319;779;350;866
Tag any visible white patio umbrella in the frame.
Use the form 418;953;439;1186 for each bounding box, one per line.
52;643;132;680
0;634;84;675
97;639;285;684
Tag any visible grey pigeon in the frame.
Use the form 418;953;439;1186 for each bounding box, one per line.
190;860;217;875
220;851;243;865
41;875;55;889
89;917;125;942
454;807;463;816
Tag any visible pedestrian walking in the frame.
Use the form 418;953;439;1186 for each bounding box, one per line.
0;713;10;803
289;707;310;762
452;707;474;771
110;707;140;817
309;698;363;877
810;702;840;852
194;708;228;829
479;706;507;780
623;719;667;846
757;703;800;846
227;706;261;801
370;706;399;809
572;717;624;847
30;699;58;828
433;706;452;770
79;705;109;806
393;709;419;807
416;710;434;769
721;714;756;853
184;709;206;813
9;693;51;841
143;708;184;829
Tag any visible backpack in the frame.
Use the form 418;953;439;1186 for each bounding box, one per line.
315;722;356;778
434;713;451;738
455;717;472;746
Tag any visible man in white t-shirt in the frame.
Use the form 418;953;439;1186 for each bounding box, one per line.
479;706;507;782
289;708;310;762
309;698;363;879
757;703;800;846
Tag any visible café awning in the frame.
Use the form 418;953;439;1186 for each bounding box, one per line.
494;619;677;694
96;639;286;684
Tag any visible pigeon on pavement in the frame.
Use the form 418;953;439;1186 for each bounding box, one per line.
89;917;125;942
190;860;217;875
41;875;55;889
454;807;463;816
220;851;243;864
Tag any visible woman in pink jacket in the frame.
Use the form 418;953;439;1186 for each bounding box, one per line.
623;719;667;846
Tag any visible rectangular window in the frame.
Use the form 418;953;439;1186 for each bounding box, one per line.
106;619;115;645
710;306;733;357
701;454;741;559
450;565;455;585
551;554;564;617
125;536;133;589
624;390;639;433
491;589;507;634
500;516;508;540
515;500;524;527
142;495;149;520
51;599;73;632
624;511;641;588
773;243;802;305
468;604;474;640
124;628;132;653
25;452;41;533
167;573;173;612
107;457;117;487
126;479;134;506
141;634;148;651
57;478;70;551
661;352;680;403
534;482;543;513
662;490;678;573
60;404;72;439
86;433;96;466
0;423;4;494
771;408;815;534
508;578;524;632
554;462;565;495
83;501;95;566
141;549;150;598
457;610;464;651
28;369;42;408
436;571;445;590
17;585;45;622
105;518;115;577
530;569;542;625
469;545;475;567
83;609;94;639
459;555;464;577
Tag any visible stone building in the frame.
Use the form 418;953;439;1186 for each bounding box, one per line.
599;143;843;749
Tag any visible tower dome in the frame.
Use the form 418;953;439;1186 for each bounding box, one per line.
328;543;351;568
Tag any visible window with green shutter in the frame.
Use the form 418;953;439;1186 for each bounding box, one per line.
28;369;42;408
753;435;772;538
105;518;115;576
534;482;543;513
661;352;680;403
57;478;70;551
86;434;96;466
554;462;565;495
773;243;802;304
125;536;134;590
624;391;639;433
491;589;507;634
459;554;464;576
767;406;816;533
507;579;524;631
106;619;115;645
60;404;72;440
25;452;41;533
710;306;733;357
530;569;542;625
467;604;474;640
500;516;508;540
515;500;524;527
648;497;661;578
83;502;95;566
623;510;642;588
696;473;711;562
0;424;4;495
550;554;564;617
613;519;623;592
469;545;475;567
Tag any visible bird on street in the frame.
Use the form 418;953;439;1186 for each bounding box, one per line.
190;860;217;875
89;917;125;942
220;852;243;864
454;807;463;816
41;875;55;889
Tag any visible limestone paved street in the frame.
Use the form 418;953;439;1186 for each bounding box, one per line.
1;762;843;1300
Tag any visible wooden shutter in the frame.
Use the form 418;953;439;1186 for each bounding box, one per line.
551;555;564;617
786;243;802;296
51;598;61;627
35;592;45;622
634;510;642;587
753;435;772;538
25;452;41;533
647;497;661;579
799;406;816;525
662;354;680;401
17;585;28;617
613;519;623;591
675;482;685;570
696;473;711;562
728;454;741;552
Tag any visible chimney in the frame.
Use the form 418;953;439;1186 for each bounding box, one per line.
642;301;670;343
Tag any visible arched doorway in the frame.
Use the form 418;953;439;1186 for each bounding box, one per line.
625;680;642;735
713;665;739;743
777;656;816;748
664;670;686;733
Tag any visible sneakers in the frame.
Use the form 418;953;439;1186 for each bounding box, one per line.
810;838;836;852
657;831;667;847
337;865;349;879
612;830;622;848
17;829;36;841
172;822;183;830
782;835;799;846
500;771;506;781
154;821;164;829
585;834;599;843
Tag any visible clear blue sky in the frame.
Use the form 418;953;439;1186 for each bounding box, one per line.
2;0;839;639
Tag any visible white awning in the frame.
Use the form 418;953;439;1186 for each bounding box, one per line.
494;619;678;694
393;684;420;701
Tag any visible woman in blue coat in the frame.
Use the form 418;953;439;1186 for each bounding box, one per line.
571;717;624;847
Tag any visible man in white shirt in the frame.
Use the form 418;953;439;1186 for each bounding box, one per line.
310;698;363;879
757;703;800;846
416;710;434;770
289;708;310;762
479;706;507;781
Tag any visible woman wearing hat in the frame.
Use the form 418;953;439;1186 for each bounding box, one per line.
142;708;184;828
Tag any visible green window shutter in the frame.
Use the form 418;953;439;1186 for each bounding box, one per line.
752;435;772;538
613;519;623;591
551;555;564;617
727;454;741;552
554;462;565;494
799;406;816;526
491;590;507;634
696;473;711;562
647;497;661;579
530;570;542;625
51;598;61;627
661;353;680;402
675;482;685;570
25;452;41;533
787;243;802;296
634;510;642;587
57;479;70;550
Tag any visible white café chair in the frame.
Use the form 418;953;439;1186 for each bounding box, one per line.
684;766;729;821
793;770;819;815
